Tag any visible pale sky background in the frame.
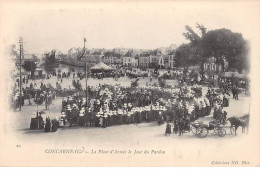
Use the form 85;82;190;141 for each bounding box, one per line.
1;1;260;55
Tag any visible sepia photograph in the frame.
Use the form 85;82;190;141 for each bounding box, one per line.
0;0;260;167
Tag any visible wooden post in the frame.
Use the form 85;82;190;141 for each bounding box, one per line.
19;37;23;111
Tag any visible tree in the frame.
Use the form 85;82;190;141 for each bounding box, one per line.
183;25;200;44
177;23;207;68
22;60;36;77
175;44;200;67
31;54;39;61
180;24;249;72
150;63;158;69
200;29;249;72
43;51;58;75
196;23;207;37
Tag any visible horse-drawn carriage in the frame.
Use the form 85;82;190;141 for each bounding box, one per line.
172;119;202;135
175;120;226;138
194;120;226;138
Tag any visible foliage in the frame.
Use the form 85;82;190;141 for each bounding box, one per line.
196;23;207;37
22;60;36;77
189;69;198;79
175;44;200;67
177;24;249;72
43;50;58;75
31;54;39;61
183;25;200;44
150;63;159;69
200;29;249;72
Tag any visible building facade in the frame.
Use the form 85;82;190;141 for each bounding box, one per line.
87;51;104;64
168;51;176;69
138;54;150;68
203;56;228;74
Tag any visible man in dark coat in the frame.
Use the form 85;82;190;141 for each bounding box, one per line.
51;119;59;132
44;117;51;132
178;118;184;136
165;122;172;136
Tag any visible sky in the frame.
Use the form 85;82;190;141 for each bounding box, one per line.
1;1;260;55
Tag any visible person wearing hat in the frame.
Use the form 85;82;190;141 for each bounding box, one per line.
177;103;184;120
116;110;123;125
136;109;142;124
83;107;90;127
165;121;172;136
222;93;229;107
94;111;100;127
125;111;131;124
102;113;108;128
44;117;51;132
200;100;206;117
88;108;95;127
123;103;127;111
157;111;164;125
60;111;66;127
177;118;184;136
78;108;85;127
204;97;211;116
173;119;178;134
66;105;72;122
112;110;118;125
127;103;132;111
107;111;113;126
222;109;228;123
51;118;59;132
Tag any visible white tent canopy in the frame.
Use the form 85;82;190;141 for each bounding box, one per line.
90;62;114;70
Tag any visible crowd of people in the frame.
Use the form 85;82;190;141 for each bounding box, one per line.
11;81;56;111
10;67;249;137
22;74;234;135
52;82;231;135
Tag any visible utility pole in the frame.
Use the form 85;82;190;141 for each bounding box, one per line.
84;38;89;106
19;37;23;111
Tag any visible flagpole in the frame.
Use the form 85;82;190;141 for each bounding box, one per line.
84;38;89;106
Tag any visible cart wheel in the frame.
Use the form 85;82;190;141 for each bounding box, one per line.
197;127;208;138
217;128;226;137
190;125;198;135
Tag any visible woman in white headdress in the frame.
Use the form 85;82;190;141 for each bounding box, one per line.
123;103;127;111
128;103;132;111
223;93;229;107
157;111;164;125
78;108;85;126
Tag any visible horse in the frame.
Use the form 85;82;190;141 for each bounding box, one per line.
240;114;250;133
227;114;249;135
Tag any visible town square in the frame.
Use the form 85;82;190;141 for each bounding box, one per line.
9;24;250;144
2;0;260;167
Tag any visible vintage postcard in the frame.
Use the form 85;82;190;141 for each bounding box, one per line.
0;0;260;167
